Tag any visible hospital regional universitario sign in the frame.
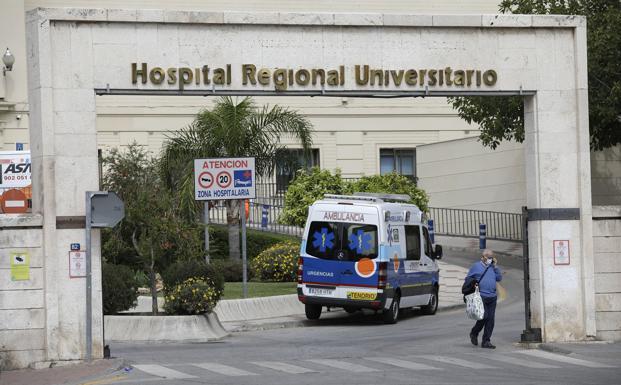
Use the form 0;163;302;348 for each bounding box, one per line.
131;63;497;91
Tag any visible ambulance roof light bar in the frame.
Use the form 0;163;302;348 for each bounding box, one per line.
324;194;379;202
353;192;411;203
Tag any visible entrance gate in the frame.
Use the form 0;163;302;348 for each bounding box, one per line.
21;8;595;365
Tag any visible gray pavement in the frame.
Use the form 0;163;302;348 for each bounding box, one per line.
8;244;617;385
105;262;620;385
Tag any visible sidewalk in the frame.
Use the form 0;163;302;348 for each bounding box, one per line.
0;358;127;385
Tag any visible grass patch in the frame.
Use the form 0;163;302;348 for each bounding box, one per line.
222;281;297;300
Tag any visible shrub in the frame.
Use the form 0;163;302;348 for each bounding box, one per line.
250;241;300;282
164;278;223;315
102;263;139;315
280;169;430;227
280;168;347;227
161;260;224;296
346;172;429;212
208;225;298;261
211;258;254;282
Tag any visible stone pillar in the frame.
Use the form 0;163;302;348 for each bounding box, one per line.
523;25;595;341
26;9;103;362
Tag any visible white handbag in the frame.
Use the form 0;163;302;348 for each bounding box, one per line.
465;287;485;321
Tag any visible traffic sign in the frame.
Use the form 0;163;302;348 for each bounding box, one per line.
198;171;214;189
194;157;256;201
90;191;125;227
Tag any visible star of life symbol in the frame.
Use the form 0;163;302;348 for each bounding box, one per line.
387;224;393;246
312;227;334;252
349;230;373;253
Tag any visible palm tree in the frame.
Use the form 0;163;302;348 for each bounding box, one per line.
161;96;313;259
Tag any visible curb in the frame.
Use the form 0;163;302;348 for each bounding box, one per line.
538;343;573;355
104;313;228;343
224;302;467;333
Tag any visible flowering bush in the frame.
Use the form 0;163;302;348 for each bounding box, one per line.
250;241;299;282
164;277;223;315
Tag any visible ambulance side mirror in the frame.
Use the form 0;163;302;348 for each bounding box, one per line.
433;245;443;259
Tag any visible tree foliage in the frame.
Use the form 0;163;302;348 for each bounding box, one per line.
449;0;621;150
280;168;347;227
348;173;429;212
102;144;204;314
160;96;313;259
280;169;429;227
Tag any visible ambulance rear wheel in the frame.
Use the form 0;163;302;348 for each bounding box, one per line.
305;304;322;320
383;294;400;324
344;306;358;314
421;286;439;315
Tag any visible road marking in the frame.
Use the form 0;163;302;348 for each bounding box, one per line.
307;359;379;372
79;375;128;385
193;362;257;376
476;353;560;368
420;355;497;369
251;361;316;374
133;365;196;379
365;357;439;370
515;350;615;368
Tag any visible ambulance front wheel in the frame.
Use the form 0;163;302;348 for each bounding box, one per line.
305;304;322;320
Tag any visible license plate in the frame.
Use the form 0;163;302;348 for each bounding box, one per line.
307;287;334;296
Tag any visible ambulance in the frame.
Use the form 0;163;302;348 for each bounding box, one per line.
297;193;442;323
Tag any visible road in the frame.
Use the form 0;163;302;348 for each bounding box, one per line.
108;250;621;385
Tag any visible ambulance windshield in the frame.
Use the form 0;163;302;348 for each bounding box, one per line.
306;221;378;260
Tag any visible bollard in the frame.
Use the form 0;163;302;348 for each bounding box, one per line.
479;223;487;249
427;219;435;244
261;204;269;228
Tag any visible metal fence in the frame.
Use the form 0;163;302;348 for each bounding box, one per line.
208;200;303;238
428;207;523;241
209;202;523;242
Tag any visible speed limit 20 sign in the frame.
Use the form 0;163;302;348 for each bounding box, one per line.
194;157;256;201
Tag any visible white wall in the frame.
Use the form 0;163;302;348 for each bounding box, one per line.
591;146;621;206
417;136;525;213
592;206;621;341
96;95;476;178
0;218;45;370
418;139;621;212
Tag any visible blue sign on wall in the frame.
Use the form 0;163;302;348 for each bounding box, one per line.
16;143;23;151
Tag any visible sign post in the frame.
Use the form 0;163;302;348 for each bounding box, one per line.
85;191;124;362
194;157;256;298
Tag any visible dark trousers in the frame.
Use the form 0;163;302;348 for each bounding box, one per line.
471;296;497;343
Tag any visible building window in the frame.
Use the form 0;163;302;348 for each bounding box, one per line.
275;148;320;190
380;148;416;179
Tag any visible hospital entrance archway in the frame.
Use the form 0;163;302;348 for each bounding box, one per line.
24;8;593;363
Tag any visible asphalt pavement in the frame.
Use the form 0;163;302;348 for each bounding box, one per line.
102;249;620;385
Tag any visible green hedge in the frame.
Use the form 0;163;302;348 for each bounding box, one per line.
164;277;222;315
102;263;139;315
280;169;429;227
211;258;254;282
207;224;298;261
161;260;225;295
250;241;300;282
